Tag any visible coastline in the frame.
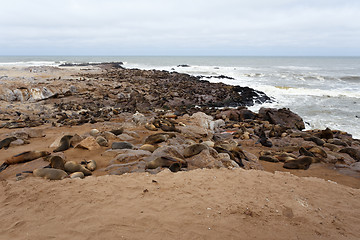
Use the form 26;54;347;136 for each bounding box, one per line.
0;63;359;239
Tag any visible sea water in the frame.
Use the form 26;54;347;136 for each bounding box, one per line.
0;56;359;139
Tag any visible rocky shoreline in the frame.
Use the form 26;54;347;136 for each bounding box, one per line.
0;64;359;186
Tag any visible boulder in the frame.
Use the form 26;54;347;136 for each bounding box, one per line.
186;148;224;169
258;108;305;130
75;137;101;150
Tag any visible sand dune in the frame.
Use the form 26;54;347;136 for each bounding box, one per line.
1;168;359;240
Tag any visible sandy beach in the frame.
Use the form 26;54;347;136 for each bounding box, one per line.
1;64;360;239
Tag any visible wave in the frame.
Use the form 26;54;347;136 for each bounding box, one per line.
0;61;65;67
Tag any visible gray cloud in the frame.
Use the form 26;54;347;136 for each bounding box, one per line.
1;0;359;55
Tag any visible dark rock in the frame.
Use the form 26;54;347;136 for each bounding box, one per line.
111;142;134;150
258;108;305;130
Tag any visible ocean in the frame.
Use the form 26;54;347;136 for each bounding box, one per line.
0;56;359;139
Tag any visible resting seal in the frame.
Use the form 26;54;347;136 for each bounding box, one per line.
64;161;92;176
146;156;186;172
33;168;68;180
49;155;65;170
0;137;17;150
53;135;73;152
283;156;314;170
0;151;51;172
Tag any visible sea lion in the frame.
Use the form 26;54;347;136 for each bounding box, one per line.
319;128;333;140
49;155;65;170
339;147;360;161
308;146;327;159
33;168;68;180
69;172;85;179
0;151;51;172
140;144;158;153
0;137;17;150
145;123;158;131
83;160;97;171
274;153;297;162
256;129;272;147
299;147;315;157
323;143;340;152
183;144;207;158
145;133;176;145
145;156;186;172
303;136;325;146
283;156;314;170
64;161;92;176
53;135;73;152
259;155;279;162
214;146;244;168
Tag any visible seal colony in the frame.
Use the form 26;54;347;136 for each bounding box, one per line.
0;63;359;186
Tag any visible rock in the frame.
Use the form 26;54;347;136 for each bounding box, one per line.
210;119;225;131
132;112;147;125
215;108;256;121
102;131;119;141
178;125;211;140
258;108;305;130
186;148;224;169
75;137;101;150
111;141;134;150
190;112;213;129
111;150;152;164
106;161;146;175
109;128;124;136
145;133;176;145
10;139;27;147
117;133;135;142
96;136;109;147
202;141;215;148
12;131;29;140
145;145;185;163
350;162;360;172
26;128;45;138
90;129;100;137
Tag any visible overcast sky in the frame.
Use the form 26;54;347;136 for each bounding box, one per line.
1;0;359;56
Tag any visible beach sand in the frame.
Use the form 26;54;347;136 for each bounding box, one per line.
1;65;360;239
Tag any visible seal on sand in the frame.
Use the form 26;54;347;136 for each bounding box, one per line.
283;156;314;170
0;151;51;172
33;168;68;180
64;161;92;176
0;137;17;150
53;135;73;152
49;155;65;170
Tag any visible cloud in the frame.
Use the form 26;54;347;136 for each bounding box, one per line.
1;0;360;55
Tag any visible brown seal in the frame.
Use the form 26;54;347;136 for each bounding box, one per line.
145;133;176;145
53;135;73;152
283;156;314;170
64;161;92;176
49;155;65;170
146;156;187;172
0;137;17;150
0;151;51;172
259;155;279;163
183;144;207;158
33;168;68;180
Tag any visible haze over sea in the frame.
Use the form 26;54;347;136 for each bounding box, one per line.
0;56;359;139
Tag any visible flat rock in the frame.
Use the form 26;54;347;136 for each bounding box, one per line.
111;141;134;150
75;137;101;150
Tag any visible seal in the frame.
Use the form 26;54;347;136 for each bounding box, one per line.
64;161;92;176
0;137;17;150
339;147;360;161
145;123;158;131
69;172;85;179
33;168;68;180
110;128;124;136
299;147;315;157
183;144;207;158
49;155;65;170
0;151;51;172
145;133;176;145
319;127;333;140
259;155;279;162
145;156;186;172
53;135;73;152
80;160;97;171
283;156;314;170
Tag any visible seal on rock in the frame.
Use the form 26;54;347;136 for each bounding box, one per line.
145;133;176;145
53;135;73;152
0;151;51;172
283;156;314;170
183;144;207;158
145;156;187;172
33;168;68;180
0;137;17;150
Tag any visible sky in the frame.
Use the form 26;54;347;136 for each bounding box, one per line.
1;0;360;56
